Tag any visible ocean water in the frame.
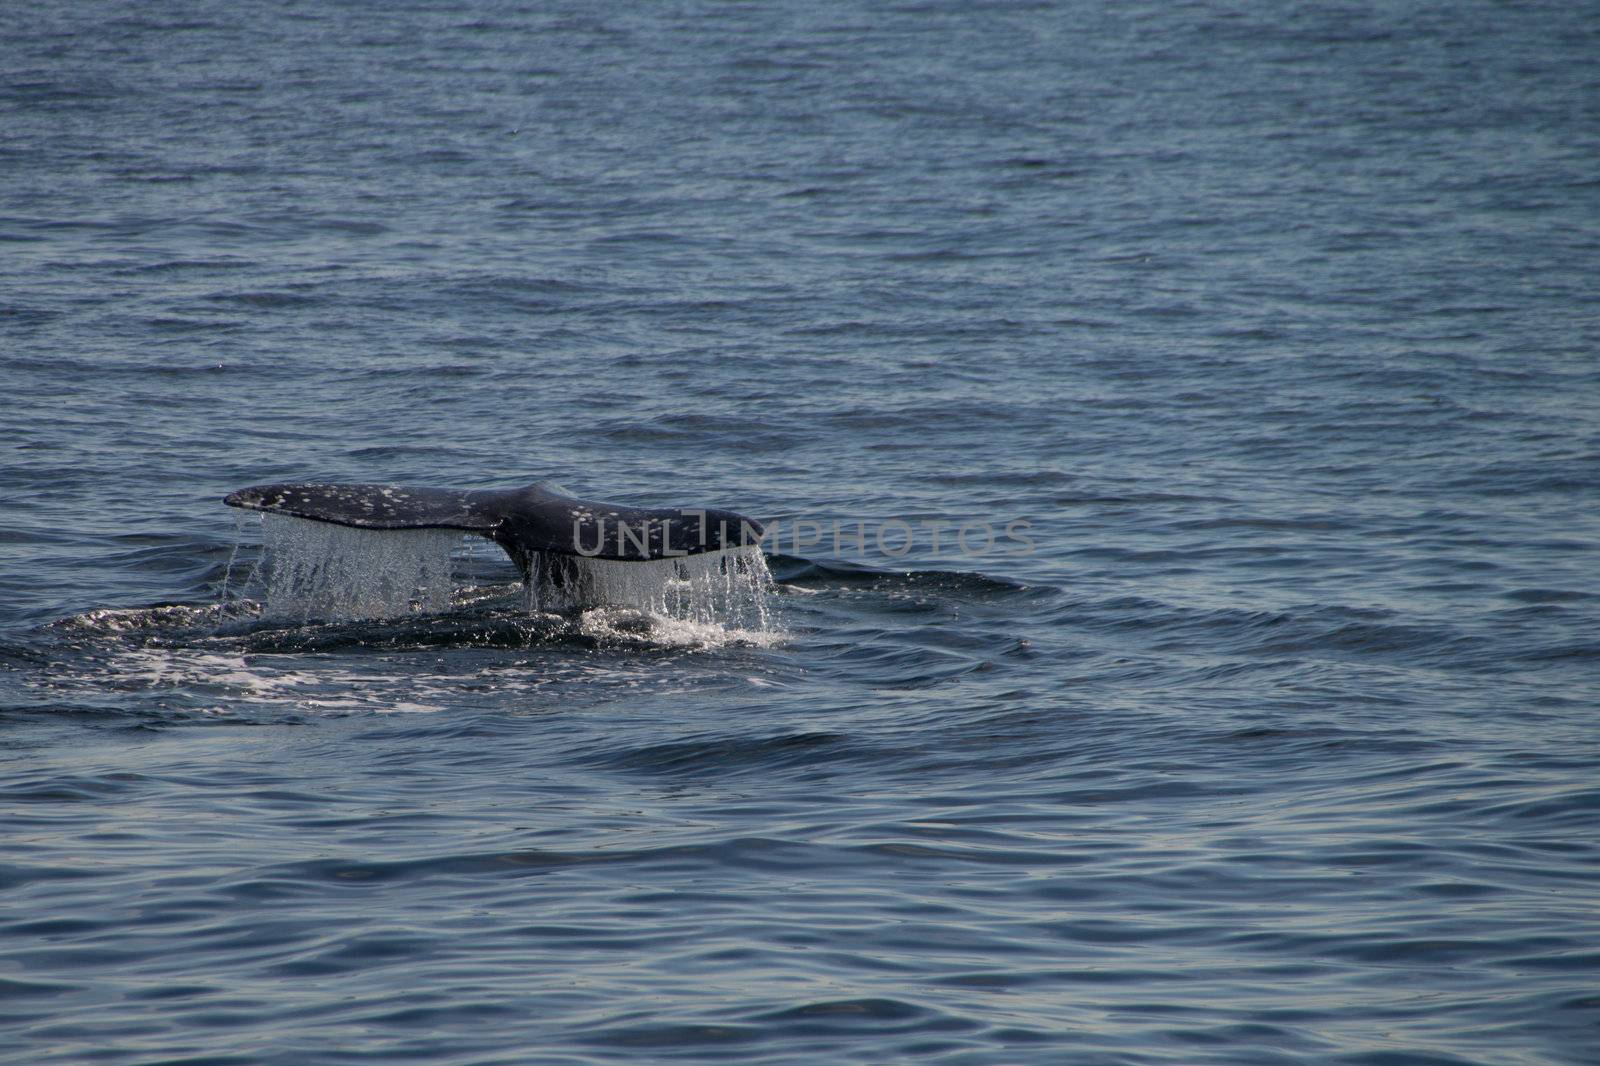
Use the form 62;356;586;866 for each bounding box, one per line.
3;1;1599;1063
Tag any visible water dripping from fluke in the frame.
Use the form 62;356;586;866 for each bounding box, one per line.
220;514;781;647
251;514;462;622
528;548;778;645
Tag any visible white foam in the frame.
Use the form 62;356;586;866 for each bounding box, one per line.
51;646;451;715
576;605;784;649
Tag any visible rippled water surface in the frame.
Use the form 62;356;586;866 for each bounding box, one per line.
4;1;1599;1063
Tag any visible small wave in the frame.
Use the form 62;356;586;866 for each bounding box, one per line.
201;290;323;309
583;730;870;777
767;555;1039;599
1504;587;1598;604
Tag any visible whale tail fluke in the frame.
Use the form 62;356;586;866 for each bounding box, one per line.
224;481;765;578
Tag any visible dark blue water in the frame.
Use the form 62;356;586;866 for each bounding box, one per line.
4;1;1599;1062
